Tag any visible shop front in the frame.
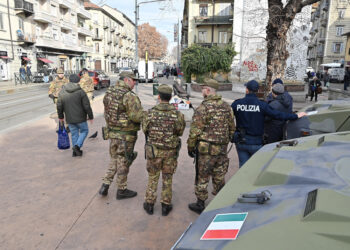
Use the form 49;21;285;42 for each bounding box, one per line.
0;51;10;81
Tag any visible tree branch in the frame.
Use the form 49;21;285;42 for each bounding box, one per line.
301;0;321;8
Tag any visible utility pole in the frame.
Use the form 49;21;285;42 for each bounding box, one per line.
177;18;180;67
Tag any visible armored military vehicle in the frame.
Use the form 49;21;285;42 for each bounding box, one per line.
286;100;350;139
173;132;350;250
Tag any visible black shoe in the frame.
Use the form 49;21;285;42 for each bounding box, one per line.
73;145;83;156
188;199;205;214
161;203;173;216
143;202;154;215
116;189;137;200
99;184;109;196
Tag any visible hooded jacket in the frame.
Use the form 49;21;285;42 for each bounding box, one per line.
57;82;93;124
266;91;293;113
264;94;291;144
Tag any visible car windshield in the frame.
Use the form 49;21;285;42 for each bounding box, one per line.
88;72;94;77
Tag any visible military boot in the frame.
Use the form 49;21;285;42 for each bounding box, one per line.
143;202;154;215
98;184;109;196
188;199;205;214
161;203;173;216
116;189;137;200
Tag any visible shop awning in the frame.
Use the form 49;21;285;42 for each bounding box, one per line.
22;57;31;61
38;58;53;64
0;56;9;59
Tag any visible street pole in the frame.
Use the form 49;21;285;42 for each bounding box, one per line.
177;18;180;67
135;0;138;68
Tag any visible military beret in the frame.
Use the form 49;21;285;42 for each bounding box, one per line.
57;68;64;74
200;78;219;90
158;84;172;94
119;71;139;80
272;83;284;95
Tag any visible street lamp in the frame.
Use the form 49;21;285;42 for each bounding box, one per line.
135;0;166;66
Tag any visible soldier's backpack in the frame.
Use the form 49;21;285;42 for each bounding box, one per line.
103;86;129;127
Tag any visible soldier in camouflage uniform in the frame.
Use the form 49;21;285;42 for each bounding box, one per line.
187;78;235;214
99;71;143;200
79;68;94;101
48;68;68;104
142;84;185;216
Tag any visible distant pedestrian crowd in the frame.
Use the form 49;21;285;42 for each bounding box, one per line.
49;68;308;216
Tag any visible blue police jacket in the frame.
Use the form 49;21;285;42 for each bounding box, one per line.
231;94;298;144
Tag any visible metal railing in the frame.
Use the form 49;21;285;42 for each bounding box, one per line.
194;15;233;25
14;0;34;13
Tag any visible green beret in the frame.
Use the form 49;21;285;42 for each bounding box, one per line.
57;68;64;74
200;78;219;90
119;71;139;80
158;84;172;94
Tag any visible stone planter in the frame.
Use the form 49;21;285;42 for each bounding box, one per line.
191;82;233;92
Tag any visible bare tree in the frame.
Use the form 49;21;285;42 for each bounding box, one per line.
266;0;320;91
138;23;168;60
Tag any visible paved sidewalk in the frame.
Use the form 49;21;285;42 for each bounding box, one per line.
0;83;239;250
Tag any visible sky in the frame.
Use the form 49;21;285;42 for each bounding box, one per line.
92;0;184;52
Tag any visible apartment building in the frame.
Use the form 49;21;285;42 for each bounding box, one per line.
0;0;36;81
308;0;350;70
102;5;136;69
181;0;233;49
84;1;124;72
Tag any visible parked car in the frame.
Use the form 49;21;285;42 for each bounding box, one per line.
79;70;110;90
119;67;133;73
138;60;155;83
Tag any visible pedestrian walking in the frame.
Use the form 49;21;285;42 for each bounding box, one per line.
79;68;94;101
166;67;170;79
266;78;293;113
43;65;50;83
19;65;26;82
323;70;330;87
187;78;235;214
264;84;291;144
98;71;143;200
48;68;69;104
57;74;94;157
142;84;185;216
231;80;307;167
344;66;350;91
309;76;322;101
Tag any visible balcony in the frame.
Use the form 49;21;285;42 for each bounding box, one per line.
33;11;52;23
103;22;109;29
110;51;116;57
104;49;111;56
17;31;36;44
14;0;34;16
36;35;62;49
318;37;325;43
194;15;233;25
60;19;74;31
58;0;72;9
80;44;93;53
78;26;93;37
77;6;91;19
111;26;116;32
92;35;103;41
107;38;112;44
321;19;327;27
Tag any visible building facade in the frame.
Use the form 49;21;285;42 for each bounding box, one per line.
181;0;233;49
308;0;350;71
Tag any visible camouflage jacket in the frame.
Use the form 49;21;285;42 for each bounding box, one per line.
142;103;185;149
48;77;69;98
79;73;94;93
187;94;235;150
104;80;143;141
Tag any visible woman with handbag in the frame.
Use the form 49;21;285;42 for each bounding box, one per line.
309;76;322;102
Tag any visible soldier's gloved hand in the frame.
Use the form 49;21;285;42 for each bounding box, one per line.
49;94;54;99
188;150;196;158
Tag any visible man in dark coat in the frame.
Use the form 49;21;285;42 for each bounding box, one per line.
266;78;293;113
264;84;291;144
57;74;94;157
344;66;350;91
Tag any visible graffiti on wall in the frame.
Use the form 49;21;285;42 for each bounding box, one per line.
243;61;258;72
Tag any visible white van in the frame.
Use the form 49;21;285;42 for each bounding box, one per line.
320;63;344;82
138;60;155;83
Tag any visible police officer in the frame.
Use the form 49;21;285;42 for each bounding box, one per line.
187;78;235;214
231;80;307;167
48;68;68;104
98;71;143;200
79;68;94;101
142;84;185;216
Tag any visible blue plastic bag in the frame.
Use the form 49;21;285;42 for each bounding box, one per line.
57;122;70;150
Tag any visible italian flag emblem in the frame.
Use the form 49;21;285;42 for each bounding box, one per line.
201;213;248;240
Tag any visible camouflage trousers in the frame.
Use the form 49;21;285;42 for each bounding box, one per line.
195;153;229;201
102;138;136;190
145;149;177;205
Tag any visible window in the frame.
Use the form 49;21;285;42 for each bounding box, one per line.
71;13;76;24
199;4;208;17
18;17;24;31
333;42;344;53
336;26;344;36
217;3;231;16
51;4;57;16
219;31;228;43
95;43;99;53
198;31;207;43
338;9;345;19
0;13;3;30
53;28;59;40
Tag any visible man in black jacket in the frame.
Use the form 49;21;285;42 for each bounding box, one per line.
57;74;94;157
